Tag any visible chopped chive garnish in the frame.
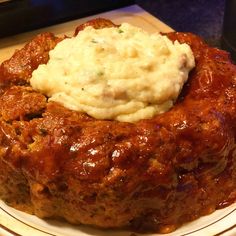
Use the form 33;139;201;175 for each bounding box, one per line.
97;71;104;76
118;29;124;33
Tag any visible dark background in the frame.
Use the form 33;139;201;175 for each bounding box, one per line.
137;0;225;47
0;0;226;48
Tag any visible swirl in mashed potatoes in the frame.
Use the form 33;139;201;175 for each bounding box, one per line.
30;23;195;122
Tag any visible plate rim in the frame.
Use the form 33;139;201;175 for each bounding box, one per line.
1;201;236;236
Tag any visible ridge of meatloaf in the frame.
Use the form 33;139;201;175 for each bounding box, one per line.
0;18;236;233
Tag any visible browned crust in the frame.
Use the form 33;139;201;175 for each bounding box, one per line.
0;18;236;233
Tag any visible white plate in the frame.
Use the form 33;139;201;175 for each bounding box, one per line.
0;200;236;236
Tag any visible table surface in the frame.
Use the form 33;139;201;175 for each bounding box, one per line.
0;5;173;63
0;0;226;49
0;0;225;48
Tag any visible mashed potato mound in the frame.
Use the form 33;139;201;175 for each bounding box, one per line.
30;23;195;122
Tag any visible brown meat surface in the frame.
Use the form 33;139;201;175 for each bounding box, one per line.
0;32;61;87
0;19;236;233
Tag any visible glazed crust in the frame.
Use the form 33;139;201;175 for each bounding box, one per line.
0;19;236;233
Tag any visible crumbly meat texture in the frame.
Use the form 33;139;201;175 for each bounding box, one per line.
0;19;236;233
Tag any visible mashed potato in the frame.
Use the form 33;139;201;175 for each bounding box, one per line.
30;23;195;122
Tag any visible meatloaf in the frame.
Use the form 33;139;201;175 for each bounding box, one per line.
0;18;236;234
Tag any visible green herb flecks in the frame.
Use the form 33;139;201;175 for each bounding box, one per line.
118;29;124;34
97;71;104;76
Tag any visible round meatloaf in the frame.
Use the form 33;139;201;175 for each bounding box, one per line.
0;18;236;234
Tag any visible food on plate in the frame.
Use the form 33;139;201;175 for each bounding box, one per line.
0;18;235;234
30;22;195;122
